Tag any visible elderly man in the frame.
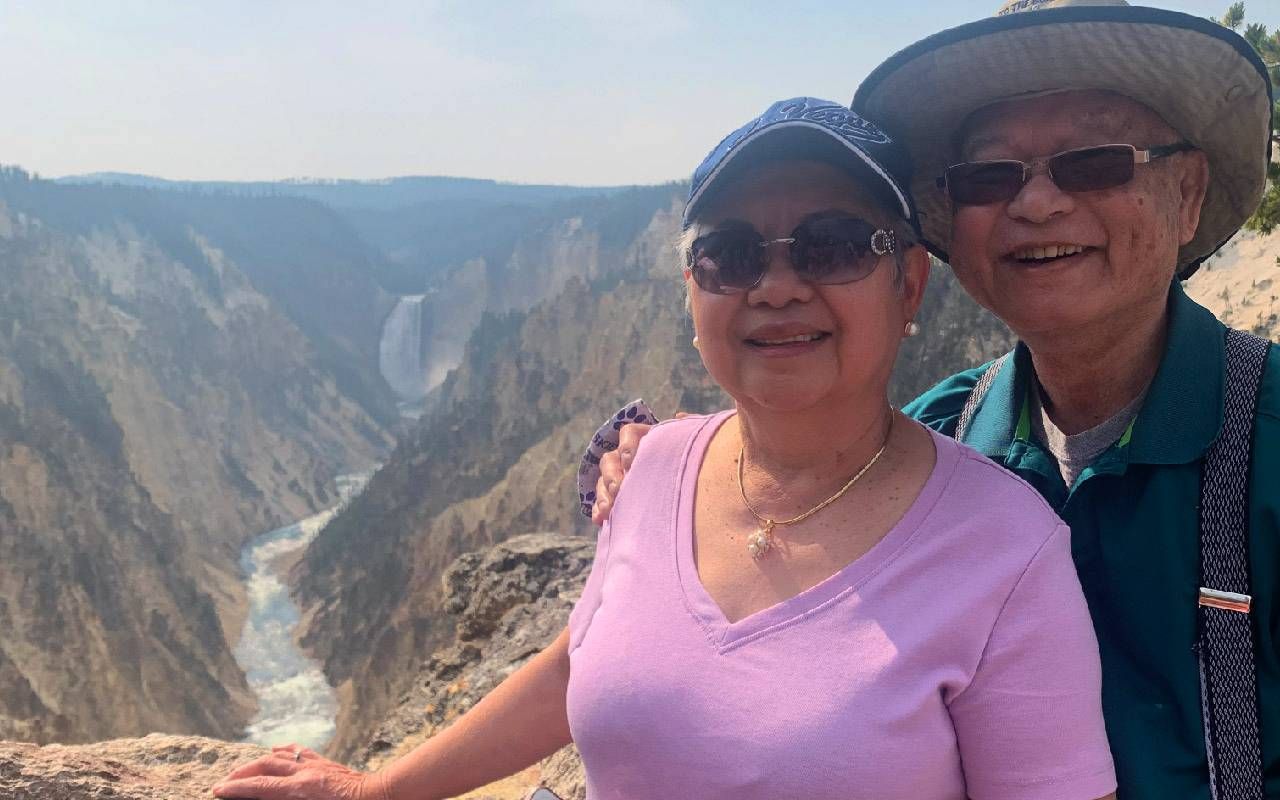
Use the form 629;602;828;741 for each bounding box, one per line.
587;2;1276;798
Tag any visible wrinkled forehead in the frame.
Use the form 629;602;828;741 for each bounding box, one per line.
956;89;1179;159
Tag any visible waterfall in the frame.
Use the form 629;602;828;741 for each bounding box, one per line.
379;295;428;401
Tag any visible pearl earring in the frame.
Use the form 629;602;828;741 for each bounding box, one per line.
904;321;921;337
692;336;700;349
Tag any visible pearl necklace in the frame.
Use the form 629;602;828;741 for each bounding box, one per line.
737;411;894;560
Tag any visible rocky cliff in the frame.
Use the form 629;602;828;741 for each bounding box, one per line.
358;533;592;800
0;173;395;744
0;534;590;800
294;189;1015;760
0;735;267;800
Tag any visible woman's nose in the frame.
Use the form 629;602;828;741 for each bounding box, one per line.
749;243;815;307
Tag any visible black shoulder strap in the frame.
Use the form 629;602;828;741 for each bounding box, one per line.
954;352;1011;443
1198;327;1272;800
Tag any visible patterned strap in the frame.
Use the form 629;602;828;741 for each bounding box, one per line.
954;352;1011;443
1198;328;1272;800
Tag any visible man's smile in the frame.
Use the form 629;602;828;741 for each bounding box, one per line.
1005;242;1098;267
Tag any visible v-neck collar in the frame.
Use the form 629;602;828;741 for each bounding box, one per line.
673;411;959;653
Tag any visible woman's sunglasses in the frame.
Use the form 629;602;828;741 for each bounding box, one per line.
687;215;896;295
938;142;1196;206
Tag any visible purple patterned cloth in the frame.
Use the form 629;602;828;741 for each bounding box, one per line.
577;399;659;518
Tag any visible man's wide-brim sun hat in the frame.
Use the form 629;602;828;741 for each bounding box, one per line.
852;0;1275;279
684;97;918;229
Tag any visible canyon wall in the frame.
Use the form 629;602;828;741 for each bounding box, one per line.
0;176;394;744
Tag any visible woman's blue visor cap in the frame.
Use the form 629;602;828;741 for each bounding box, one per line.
684;97;918;230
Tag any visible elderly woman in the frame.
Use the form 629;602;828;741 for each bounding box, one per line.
214;98;1116;800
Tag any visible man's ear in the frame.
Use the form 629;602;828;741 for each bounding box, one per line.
1176;149;1210;247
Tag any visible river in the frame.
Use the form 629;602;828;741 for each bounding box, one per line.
233;471;373;750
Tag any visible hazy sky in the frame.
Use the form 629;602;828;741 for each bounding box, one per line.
2;0;1245;185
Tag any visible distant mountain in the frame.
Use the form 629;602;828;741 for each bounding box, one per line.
57;173;626;210
57;172;643;294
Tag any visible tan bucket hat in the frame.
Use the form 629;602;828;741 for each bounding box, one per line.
852;0;1274;278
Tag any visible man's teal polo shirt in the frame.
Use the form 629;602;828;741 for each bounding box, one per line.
904;282;1280;799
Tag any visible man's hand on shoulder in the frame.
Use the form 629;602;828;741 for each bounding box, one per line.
591;421;653;524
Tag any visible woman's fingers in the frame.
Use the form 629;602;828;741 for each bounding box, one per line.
215;749;370;800
226;753;283;780
212;774;289;799
226;754;303;780
270;744;320;762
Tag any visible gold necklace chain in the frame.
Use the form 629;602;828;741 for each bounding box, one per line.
737;410;895;560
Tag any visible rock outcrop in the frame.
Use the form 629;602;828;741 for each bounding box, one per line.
358;533;592;800
0;529;591;800
0;734;267;800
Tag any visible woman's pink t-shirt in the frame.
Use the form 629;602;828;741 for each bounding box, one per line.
567;412;1116;800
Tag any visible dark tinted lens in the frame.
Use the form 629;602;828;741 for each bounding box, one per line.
689;224;764;294
945;161;1025;205
1049;145;1135;192
791;216;882;284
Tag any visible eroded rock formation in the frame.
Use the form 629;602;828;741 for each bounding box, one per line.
0;734;267;800
0;180;394;744
358;532;592;800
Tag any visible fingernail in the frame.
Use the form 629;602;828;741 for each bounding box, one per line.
605;480;617;493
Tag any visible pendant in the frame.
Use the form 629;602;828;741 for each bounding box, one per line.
747;520;774;560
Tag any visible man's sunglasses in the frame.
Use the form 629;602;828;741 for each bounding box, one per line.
687;215;896;295
938;142;1196;206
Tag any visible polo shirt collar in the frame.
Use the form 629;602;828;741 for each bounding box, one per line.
1126;281;1224;464
962;281;1224;466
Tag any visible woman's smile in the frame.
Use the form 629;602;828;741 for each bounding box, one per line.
742;322;832;356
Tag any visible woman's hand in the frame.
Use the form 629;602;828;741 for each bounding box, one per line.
211;745;387;800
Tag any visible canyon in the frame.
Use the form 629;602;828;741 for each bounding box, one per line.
0;172;396;744
0;162;1274;800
